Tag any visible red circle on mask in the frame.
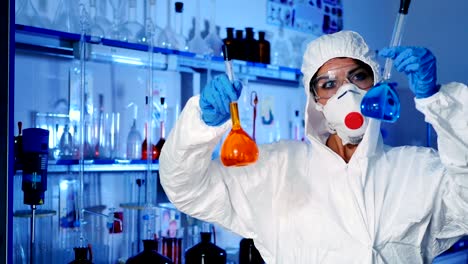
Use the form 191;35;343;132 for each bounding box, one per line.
345;112;364;130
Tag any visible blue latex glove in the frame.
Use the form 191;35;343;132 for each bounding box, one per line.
199;74;243;126
379;46;439;98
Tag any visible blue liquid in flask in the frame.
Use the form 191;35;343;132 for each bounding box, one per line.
360;82;400;123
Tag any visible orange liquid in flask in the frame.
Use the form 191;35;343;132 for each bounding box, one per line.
220;102;259;166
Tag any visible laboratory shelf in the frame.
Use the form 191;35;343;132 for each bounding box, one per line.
15;24;302;83
46;159;159;173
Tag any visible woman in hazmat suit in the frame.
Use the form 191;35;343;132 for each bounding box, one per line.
159;30;468;263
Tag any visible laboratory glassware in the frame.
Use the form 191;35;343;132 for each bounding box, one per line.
16;0;51;28
117;0;147;43
220;48;259;167
187;0;211;54
239;238;265;264
290;110;302;140
53;0;81;33
88;0;106;40
109;0;126;40
141;122;158;160
173;2;188;51
257;31;271;64
59;124;75;159
233;29;245;60
360;0;412;123
222;27;235;58
68;246;93;264
126;239;174;264
157;0;178;50
154;97;167;160
185;232;227;264
126;115;142;160
146;0;163;47
203;0;223;57
270;18;293;67
243;27;259;62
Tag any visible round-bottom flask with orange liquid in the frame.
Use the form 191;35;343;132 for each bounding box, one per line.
220;101;259;166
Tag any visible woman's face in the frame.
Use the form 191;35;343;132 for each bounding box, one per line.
310;58;374;105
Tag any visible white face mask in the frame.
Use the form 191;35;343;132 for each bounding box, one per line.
315;83;368;145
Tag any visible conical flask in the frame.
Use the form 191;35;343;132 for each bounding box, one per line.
220;47;259;167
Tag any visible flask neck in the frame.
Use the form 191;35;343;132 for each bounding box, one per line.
200;232;212;243
229;102;241;129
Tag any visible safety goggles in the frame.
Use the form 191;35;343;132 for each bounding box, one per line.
310;65;374;101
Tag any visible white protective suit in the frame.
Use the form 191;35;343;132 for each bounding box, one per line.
160;31;468;263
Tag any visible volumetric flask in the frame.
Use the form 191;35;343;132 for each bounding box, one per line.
220;102;259;167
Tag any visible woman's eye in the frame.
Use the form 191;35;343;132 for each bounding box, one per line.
320;80;337;90
351;71;370;82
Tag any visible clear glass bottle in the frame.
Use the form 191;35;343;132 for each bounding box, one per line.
146;0;163;46
187;0;210;54
157;0;178;50
127;104;142;160
94;0;113;38
117;0;147;43
88;0;106;40
203;0;223;57
270;19;293;67
59;124;74;159
173;2;188;51
109;0;126;40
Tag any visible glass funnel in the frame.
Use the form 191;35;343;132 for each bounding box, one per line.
220;102;259;167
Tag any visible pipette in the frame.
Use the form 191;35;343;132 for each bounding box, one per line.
360;0;411;123
383;0;412;80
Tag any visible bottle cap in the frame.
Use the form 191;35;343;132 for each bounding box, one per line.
175;2;184;12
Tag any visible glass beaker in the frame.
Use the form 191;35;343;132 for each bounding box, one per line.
220;102;259;166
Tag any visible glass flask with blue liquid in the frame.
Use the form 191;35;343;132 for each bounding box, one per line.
360;0;411;123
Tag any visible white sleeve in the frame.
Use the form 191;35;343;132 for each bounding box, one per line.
158;95;271;239
415;82;468;256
